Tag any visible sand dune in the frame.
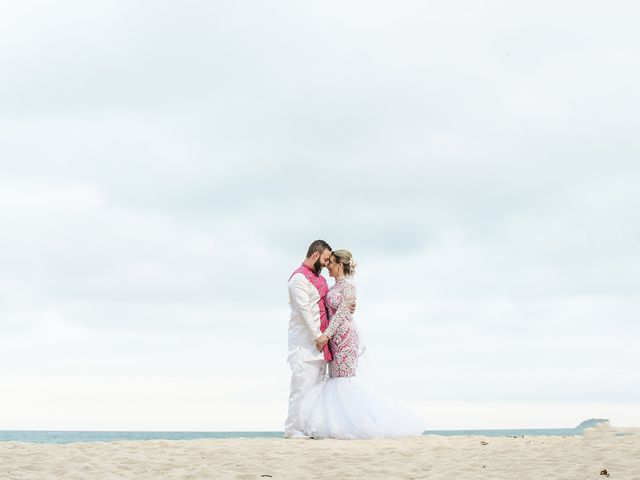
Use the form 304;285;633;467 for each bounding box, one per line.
1;423;638;479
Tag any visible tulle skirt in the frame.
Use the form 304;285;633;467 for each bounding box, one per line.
298;376;425;439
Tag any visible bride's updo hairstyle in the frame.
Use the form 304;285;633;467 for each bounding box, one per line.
332;249;357;276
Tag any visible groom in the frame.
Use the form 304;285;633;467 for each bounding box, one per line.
284;239;333;439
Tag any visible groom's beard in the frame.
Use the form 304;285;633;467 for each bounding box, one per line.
313;259;323;275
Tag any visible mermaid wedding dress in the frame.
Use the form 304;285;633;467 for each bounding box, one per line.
298;276;425;439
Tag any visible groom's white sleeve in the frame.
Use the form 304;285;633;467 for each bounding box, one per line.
289;274;322;339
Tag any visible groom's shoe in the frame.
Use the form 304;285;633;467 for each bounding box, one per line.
284;430;310;439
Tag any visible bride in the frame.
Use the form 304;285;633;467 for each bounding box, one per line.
298;249;425;439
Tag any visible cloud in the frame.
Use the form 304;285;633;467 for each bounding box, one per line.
0;0;639;428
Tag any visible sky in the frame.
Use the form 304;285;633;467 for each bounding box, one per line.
1;0;639;430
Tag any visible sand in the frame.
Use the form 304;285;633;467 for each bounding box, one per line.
0;423;638;479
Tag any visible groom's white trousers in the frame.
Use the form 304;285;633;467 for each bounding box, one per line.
285;358;326;437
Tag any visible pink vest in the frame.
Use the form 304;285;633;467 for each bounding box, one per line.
289;263;332;362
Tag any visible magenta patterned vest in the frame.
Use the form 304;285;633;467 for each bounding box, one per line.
289;263;332;362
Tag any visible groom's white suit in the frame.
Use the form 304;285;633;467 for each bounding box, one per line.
284;269;327;438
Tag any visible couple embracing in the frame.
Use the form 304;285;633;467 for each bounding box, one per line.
285;240;424;439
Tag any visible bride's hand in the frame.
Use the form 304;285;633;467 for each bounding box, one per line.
349;302;356;314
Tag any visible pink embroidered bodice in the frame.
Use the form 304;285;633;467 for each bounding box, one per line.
325;277;358;378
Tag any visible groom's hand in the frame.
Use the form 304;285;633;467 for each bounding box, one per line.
315;334;329;351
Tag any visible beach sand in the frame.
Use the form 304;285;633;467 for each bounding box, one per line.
1;423;638;479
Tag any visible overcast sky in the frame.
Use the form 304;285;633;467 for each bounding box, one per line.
1;0;639;430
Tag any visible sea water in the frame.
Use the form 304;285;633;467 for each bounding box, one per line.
0;419;607;444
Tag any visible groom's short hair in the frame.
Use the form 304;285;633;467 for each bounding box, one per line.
306;240;331;258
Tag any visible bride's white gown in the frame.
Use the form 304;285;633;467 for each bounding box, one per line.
298;277;425;439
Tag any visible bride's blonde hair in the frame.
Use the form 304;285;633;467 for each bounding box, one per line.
331;249;357;276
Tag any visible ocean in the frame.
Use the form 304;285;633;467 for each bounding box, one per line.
0;419;607;444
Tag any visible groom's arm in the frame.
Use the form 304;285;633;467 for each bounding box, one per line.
289;274;323;340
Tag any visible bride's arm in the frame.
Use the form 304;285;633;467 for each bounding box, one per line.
324;282;356;338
